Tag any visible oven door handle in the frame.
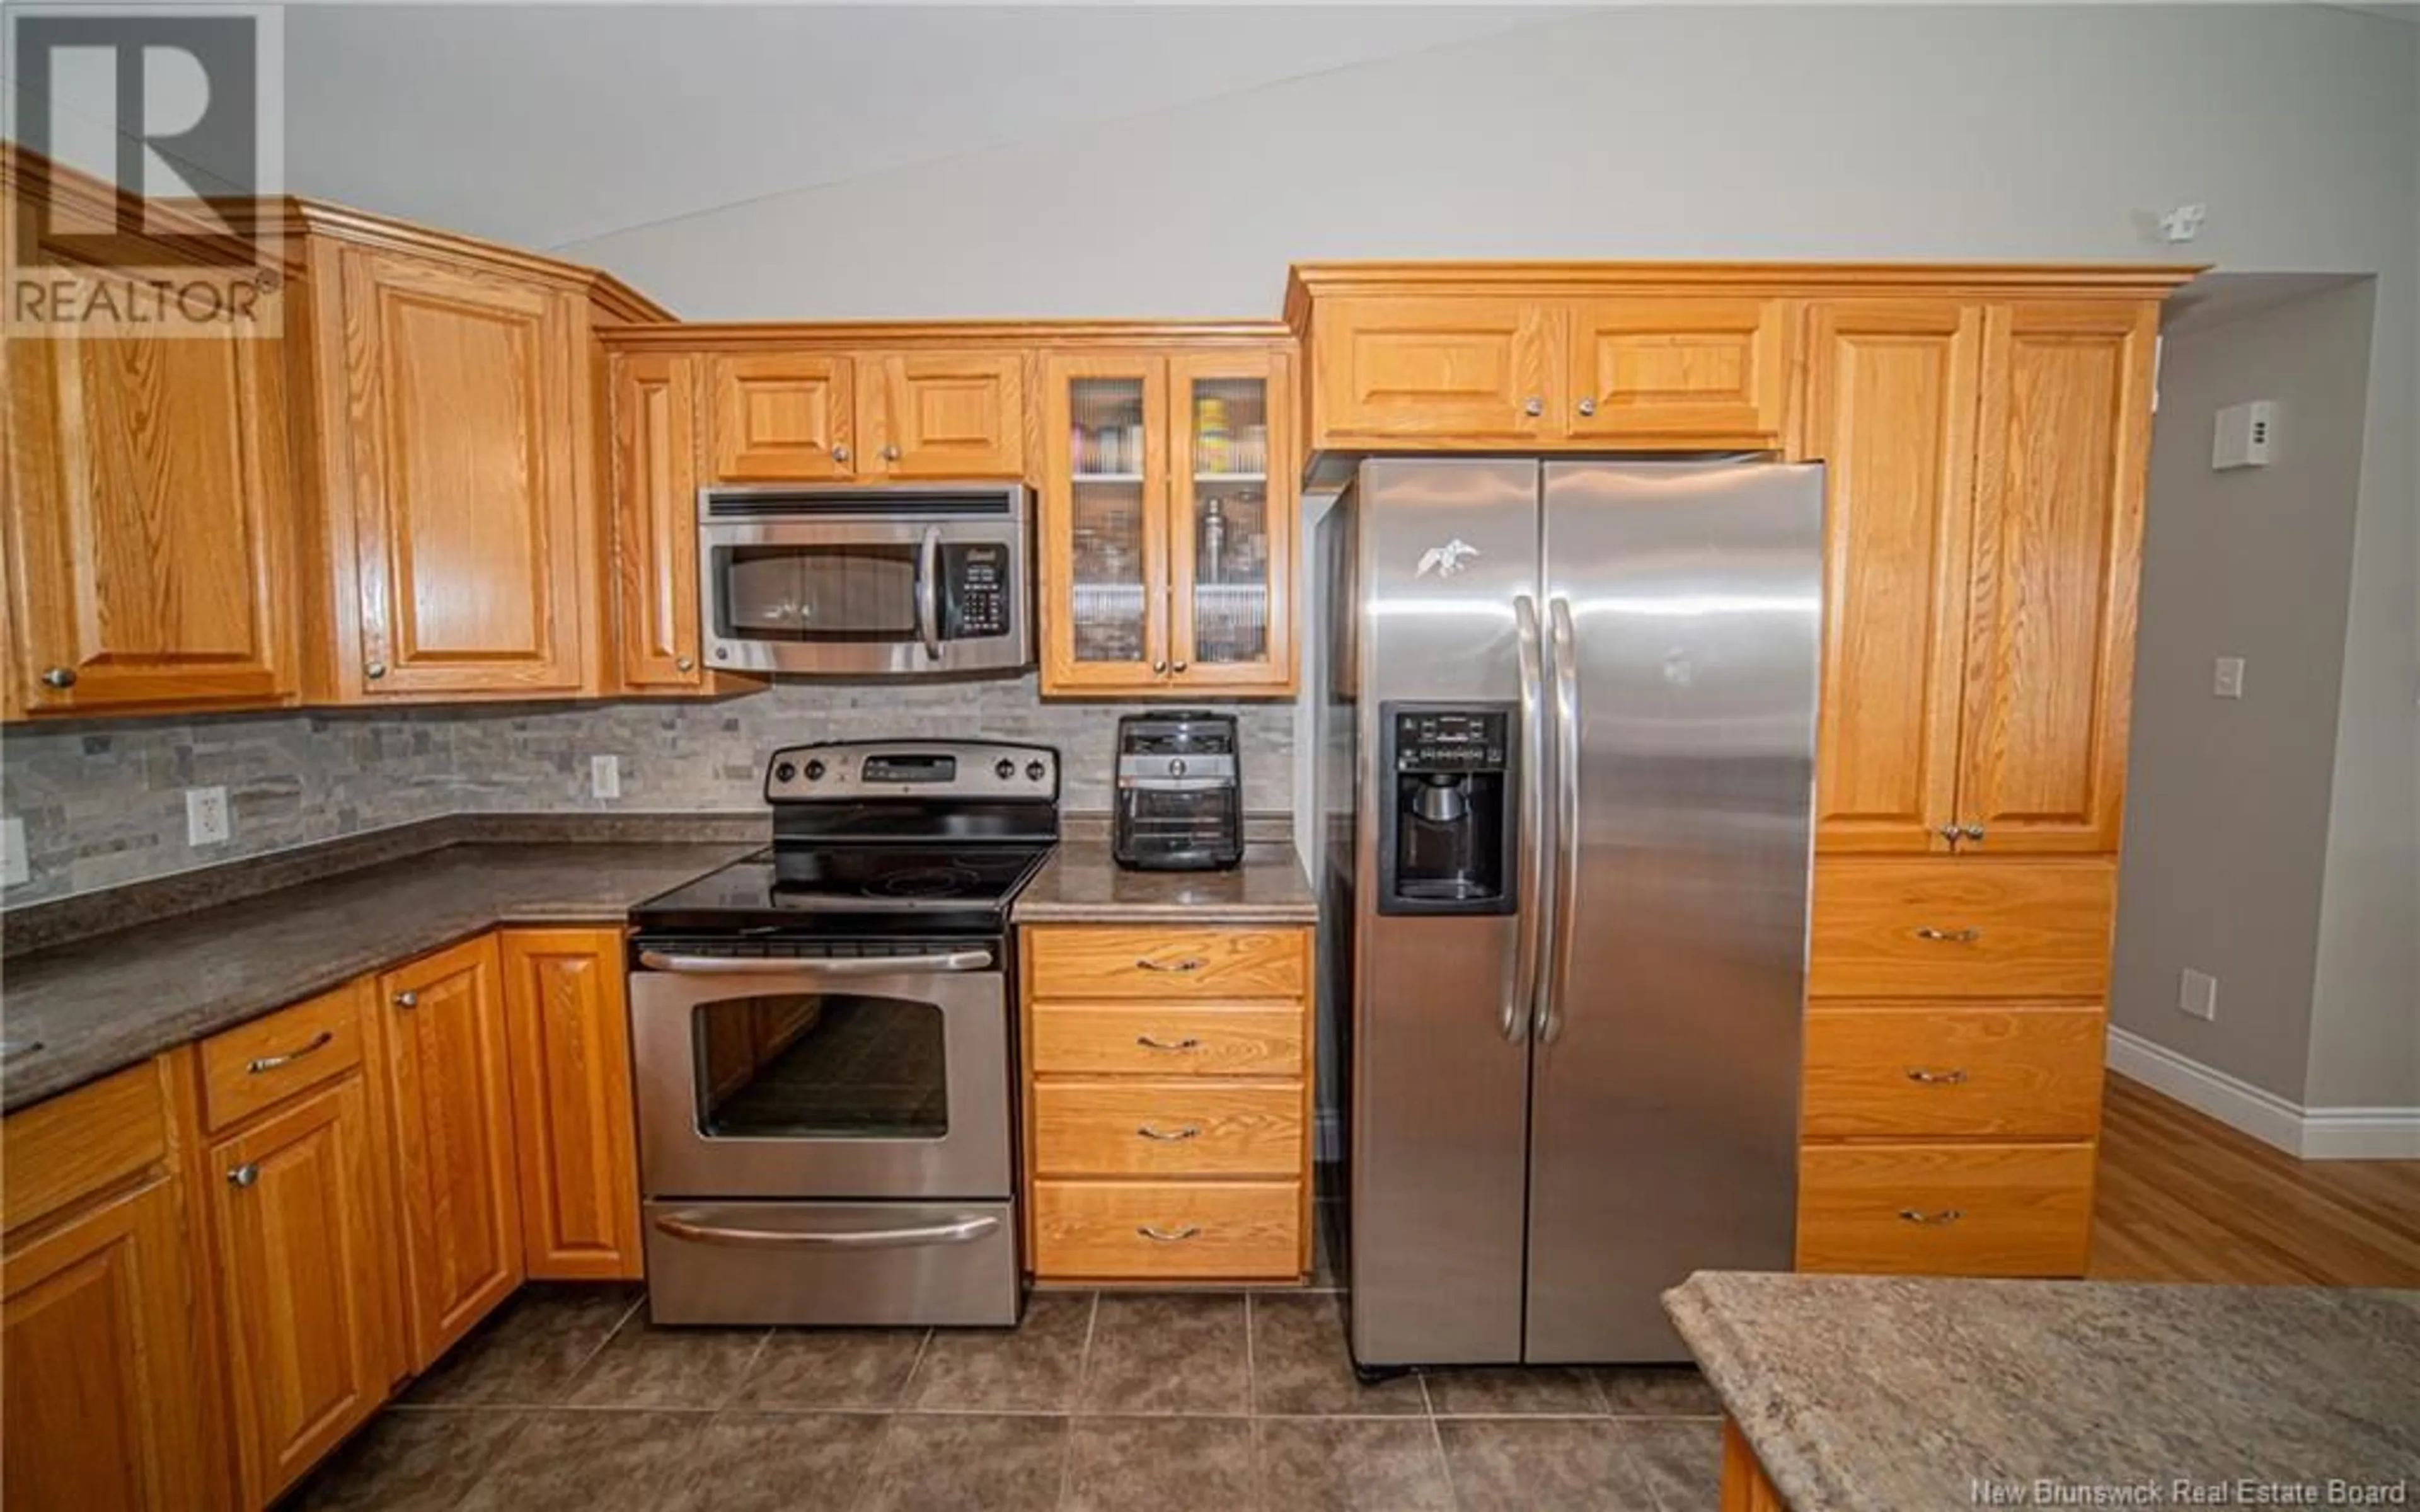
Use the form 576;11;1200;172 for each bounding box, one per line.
637;949;994;976
653;1212;1001;1250
915;525;943;662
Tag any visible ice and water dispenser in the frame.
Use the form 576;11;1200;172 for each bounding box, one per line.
1377;704;1518;916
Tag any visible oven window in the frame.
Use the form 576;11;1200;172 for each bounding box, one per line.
693;994;947;1140
713;544;916;643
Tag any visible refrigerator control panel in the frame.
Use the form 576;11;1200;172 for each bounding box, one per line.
1393;710;1510;773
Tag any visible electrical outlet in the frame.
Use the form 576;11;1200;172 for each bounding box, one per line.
2213;656;2245;700
2179;968;2218;1022
1;816;27;888
590;754;621;800
185;786;230;847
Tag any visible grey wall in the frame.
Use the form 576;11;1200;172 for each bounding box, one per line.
0;682;1295;905
2112;280;2378;1104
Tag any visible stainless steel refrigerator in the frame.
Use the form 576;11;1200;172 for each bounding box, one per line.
1315;456;1824;1367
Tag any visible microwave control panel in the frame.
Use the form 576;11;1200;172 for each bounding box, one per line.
945;544;1011;639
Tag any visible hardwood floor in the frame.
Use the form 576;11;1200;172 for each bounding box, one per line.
2090;1074;2420;1287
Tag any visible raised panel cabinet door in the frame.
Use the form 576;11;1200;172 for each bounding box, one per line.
1167;349;1297;696
1309;295;1557;445
339;246;592;697
610;351;708;689
1562;296;1790;444
1;1176;210;1512
208;1074;397;1507
1802;301;1985;854
500;929;645;1281
1957;302;2158;852
708;352;855;481
3;277;298;715
378;934;524;1369
1040;352;1170;694
861;351;1025;479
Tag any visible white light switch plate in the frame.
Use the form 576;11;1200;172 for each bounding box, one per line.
1;816;27;888
2213;656;2245;700
591;755;621;800
2179;968;2218;1022
185;786;230;847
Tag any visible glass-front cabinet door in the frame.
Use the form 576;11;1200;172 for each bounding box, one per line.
1042;354;1168;690
1170;352;1293;693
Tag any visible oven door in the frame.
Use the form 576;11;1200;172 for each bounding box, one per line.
629;946;1012;1201
699;512;1031;677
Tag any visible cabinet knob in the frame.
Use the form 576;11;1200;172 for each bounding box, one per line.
393;990;419;1009
676;656;695;673
831;444;851;463
1961;823;1986;842
1936;823;1964;845
38;667;76;690
1171;660;1189;673
1576;397;1597;417
1152;659;1169;675
364;661;387;680
881;444;901;462
1523;396;1544;417
227;1163;260;1189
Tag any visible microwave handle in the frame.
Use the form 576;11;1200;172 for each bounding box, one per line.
915;525;943;662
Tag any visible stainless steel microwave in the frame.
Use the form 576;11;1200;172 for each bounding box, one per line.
698;484;1033;677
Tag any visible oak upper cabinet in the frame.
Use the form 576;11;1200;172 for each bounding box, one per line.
858;350;1025;479
609;350;713;690
1957;301;2157;854
708;351;855;482
311;239;598;700
376;934;524;1368
201;983;400;1507
1;1062;213;1512
1563;295;1790;445
1039;345;1296;698
1803;299;1984;854
1304;295;1557;445
3;277;299;718
500;929;645;1281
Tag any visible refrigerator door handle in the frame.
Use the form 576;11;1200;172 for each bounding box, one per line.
1507;594;1548;1043
1539;595;1582;1043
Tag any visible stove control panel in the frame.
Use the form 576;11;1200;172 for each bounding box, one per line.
764;740;1059;803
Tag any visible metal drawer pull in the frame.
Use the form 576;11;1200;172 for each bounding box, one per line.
247;1030;335;1075
1912;927;1981;944
1137;1224;1201;1243
1897;1208;1964;1226
228;1163;260;1189
1136;957;1207;973
654;1213;1000;1250
1136;1034;1203;1051
1136;1124;1201;1142
1904;1067;1969;1086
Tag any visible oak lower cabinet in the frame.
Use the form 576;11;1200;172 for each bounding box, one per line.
1;1060;216;1512
376;935;525;1368
197;983;401;1509
1020;924;1313;1283
500;929;645;1281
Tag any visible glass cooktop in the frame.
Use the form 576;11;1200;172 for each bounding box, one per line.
630;844;1054;936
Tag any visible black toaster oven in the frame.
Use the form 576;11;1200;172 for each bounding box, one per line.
1112;711;1242;871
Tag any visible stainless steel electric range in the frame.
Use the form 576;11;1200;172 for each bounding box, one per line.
627;739;1059;1327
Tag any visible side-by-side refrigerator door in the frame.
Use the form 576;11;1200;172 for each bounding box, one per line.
1524;459;1823;1362
1349;458;1543;1368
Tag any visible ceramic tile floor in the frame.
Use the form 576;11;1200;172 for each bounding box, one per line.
286;1209;1724;1512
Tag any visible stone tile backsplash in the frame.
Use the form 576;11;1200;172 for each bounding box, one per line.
0;678;1294;906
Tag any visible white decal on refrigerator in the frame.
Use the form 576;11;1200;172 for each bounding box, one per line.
1415;539;1481;580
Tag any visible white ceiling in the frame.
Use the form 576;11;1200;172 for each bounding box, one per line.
274;5;1571;250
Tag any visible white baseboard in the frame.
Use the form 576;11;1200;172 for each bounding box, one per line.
2106;1027;2420;1160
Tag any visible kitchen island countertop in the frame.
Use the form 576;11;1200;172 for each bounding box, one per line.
1664;1270;2420;1512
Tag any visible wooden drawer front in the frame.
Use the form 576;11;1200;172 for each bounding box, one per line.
3;1062;169;1235
1027;927;1306;1000
199;982;369;1133
1030;1005;1304;1079
1797;1142;2094;1277
1802;1007;2105;1140
1809;860;2114;999
1034;1083;1302;1179
1033;1180;1300;1280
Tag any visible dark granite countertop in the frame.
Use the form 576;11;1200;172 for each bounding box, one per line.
1;839;751;1113
1665;1271;2420;1512
1011;839;1317;925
